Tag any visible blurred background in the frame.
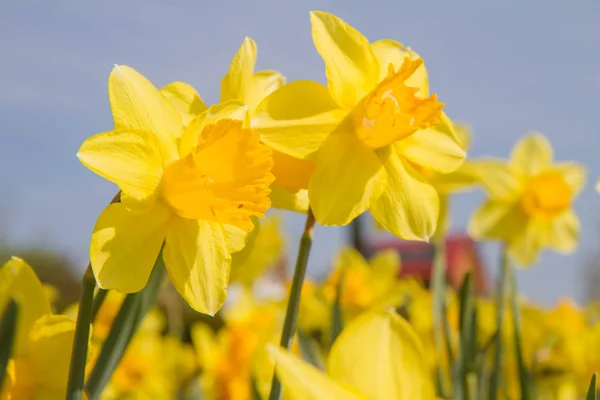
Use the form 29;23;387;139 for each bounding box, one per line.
1;0;599;310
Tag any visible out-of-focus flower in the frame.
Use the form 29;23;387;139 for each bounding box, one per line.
321;248;403;320
253;11;465;240
192;290;284;400
269;310;434;400
78;65;275;314
230;215;285;287
162;38;313;213
0;257;80;399
468;133;585;266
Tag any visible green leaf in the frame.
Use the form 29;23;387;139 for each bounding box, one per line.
456;272;474;400
297;330;326;370
509;265;530;400
489;246;510;400
85;249;166;399
0;298;19;388
586;373;597;400
431;242;450;398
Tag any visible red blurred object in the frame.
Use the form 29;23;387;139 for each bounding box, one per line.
364;234;489;295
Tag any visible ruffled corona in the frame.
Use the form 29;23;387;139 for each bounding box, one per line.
161;119;275;231
521;170;572;219
352;58;444;149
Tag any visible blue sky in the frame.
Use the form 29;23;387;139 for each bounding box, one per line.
1;0;599;305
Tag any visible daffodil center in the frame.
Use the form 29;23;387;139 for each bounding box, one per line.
160;119;274;232
521;171;572;218
351;58;444;149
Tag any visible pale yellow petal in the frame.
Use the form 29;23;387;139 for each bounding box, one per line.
507;219;542;267
269;184;310;213
247;70;285;116
161;81;208;127
370;147;439;241
539;210;580;254
327;310;433;400
27;315;76;391
180;101;249;157
396;119;466;174
468;200;527;242
371;39;428;97
0;257;52;356
190;323;219;369
223;224;249;254
90;202;170;293
554;162;586;197
470;159;524;200
267;344;364;400
510;132;553;175
163;217;230;315
221;37;257;103
252;80;347;160
109;65;180;161
369;250;401;280
309;131;386;226
431;162;480;195
310;11;379;109
77;129;163;212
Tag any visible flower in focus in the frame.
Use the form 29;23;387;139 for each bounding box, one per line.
161;37;314;213
0;257;80;399
253;11;466;240
269;310;434;400
78;65;275;314
468;133;585;266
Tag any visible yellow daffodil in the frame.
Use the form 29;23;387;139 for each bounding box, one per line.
78;65;275;314
468;133;586;266
230;215;285;287
269;310;434;400
192;292;283;400
162;37;313;213
321;248;404;320
253;11;466;240
0;257;80;399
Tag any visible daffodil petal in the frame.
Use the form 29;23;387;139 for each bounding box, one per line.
467;200;527;241
180;101;249;157
267;344;364;400
507;219;542;267
161;81;208;127
431;163;480;195
370;148;439;241
371;39;428;97
223;224;248;253
190;323;219;369
221;37;256;103
510;133;553;175
163;217;230;315
27;315;76;391
310;11;379;109
554;162;586;197
269;184;310;213
470;159;524;200
540;210;580;254
309;132;386;226
109;65;180;161
327;310;433;400
247;70;285;115
432;194;450;241
90;202;170;292
396;120;466;174
252;80;348;160
0;257;52;356
369;250;401;281
77;129;163;212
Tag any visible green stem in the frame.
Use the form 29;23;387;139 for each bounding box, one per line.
489;244;509;400
85;254;165;399
0;299;19;389
431;241;449;398
66;266;97;400
509;258;530;400
91;288;109;323
268;209;315;400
